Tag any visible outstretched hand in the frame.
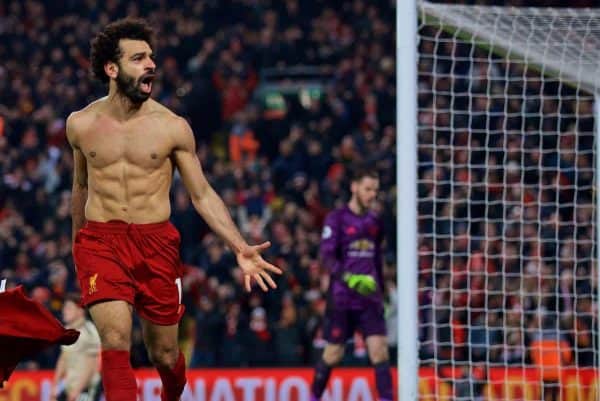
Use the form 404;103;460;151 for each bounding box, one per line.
236;241;283;292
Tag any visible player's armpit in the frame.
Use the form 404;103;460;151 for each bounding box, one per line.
72;147;88;188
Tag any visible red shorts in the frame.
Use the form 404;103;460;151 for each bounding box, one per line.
73;220;185;325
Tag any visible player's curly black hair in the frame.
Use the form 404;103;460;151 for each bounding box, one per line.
90;18;154;83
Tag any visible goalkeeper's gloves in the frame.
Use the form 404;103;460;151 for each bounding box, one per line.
343;273;377;295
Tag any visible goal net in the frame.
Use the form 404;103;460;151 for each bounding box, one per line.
416;2;600;400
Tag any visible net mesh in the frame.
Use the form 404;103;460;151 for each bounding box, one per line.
417;3;599;400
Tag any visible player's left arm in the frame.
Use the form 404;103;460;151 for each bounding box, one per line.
374;216;385;290
319;211;342;277
171;117;282;291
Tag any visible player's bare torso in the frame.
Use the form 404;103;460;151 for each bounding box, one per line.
68;98;184;223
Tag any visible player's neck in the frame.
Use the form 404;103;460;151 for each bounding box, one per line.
348;199;366;215
106;85;148;120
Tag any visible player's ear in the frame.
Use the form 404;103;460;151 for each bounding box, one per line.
104;61;118;80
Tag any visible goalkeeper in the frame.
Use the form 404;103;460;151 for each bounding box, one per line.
310;167;393;401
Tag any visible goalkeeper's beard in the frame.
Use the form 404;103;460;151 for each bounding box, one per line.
357;196;375;212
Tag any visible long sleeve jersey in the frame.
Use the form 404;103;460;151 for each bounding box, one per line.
319;205;384;309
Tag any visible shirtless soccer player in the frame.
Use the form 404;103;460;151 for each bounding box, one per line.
68;18;282;401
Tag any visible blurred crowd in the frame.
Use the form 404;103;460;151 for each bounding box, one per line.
0;0;396;368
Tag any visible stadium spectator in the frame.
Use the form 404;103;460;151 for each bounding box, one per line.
190;296;222;368
51;293;102;401
273;296;305;366
530;315;573;401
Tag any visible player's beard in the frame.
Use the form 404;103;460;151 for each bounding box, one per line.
115;68;152;104
356;194;369;211
358;194;375;211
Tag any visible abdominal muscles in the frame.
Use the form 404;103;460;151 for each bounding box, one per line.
85;159;173;223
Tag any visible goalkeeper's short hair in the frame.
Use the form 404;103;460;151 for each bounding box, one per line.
350;165;379;183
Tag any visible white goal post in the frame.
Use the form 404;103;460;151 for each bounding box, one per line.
397;2;600;400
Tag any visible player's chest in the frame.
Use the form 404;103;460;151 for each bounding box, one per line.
340;218;380;242
342;222;378;255
81;126;172;168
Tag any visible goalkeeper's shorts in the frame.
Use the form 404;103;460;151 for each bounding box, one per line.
324;304;386;344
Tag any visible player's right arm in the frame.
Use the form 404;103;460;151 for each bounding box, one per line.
66;112;88;245
320;211;342;277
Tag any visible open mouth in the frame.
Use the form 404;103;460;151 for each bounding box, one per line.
139;74;155;93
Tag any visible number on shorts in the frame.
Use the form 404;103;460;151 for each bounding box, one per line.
175;277;182;304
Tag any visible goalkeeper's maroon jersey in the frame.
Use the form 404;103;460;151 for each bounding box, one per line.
320;205;384;309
